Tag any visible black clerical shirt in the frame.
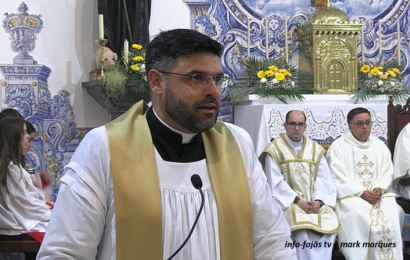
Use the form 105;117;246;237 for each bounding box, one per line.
146;107;206;163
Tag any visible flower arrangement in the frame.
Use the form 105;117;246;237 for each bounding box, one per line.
102;43;148;100
352;61;407;103
229;57;305;103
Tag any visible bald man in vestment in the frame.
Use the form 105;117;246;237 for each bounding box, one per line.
260;110;340;260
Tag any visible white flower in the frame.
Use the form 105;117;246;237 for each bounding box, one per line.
292;81;295;87
378;72;383;76
378;80;383;86
272;78;279;84
260;78;267;83
390;81;395;86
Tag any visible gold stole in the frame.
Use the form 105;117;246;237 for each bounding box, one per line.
106;101;253;260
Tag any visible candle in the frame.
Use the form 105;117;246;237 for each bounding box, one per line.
124;39;129;64
285;18;288;65
99;14;104;39
379;20;382;58
361;20;365;63
265;18;269;59
247;17;250;59
398;21;401;66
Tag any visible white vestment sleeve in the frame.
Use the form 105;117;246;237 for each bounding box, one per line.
393;123;410;184
225;123;297;260
1;164;51;231
313;156;337;207
264;155;297;210
37;127;113;260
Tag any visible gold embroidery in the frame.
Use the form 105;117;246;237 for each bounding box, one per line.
357;155;375;190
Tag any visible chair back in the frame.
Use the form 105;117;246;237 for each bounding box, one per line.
387;96;410;157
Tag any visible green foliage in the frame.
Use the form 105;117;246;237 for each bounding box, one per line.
102;66;128;100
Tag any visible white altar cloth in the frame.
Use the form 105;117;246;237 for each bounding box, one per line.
233;94;390;156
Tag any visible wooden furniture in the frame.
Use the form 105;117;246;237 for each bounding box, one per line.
0;234;40;260
387;96;410;158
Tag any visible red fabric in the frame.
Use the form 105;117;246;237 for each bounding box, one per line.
23;232;45;243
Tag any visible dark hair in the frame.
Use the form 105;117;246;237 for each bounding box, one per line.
145;29;223;78
285;110;306;123
26;121;36;135
347;107;371;124
0;118;25;192
0;108;23;121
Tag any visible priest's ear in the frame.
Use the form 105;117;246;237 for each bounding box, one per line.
148;69;165;96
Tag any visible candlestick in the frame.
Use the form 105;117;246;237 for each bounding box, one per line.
379;20;382;59
285;18;288;65
361;20;365;63
247;17;250;59
265;18;269;59
124;39;129;64
99;14;104;39
95;38;109;80
398;21;401;66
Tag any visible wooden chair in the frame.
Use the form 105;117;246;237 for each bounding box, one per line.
387;96;410;158
0;234;40;260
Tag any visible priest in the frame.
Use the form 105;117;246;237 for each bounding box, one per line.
393;123;410;199
37;29;296;260
260;110;340;260
326;107;403;260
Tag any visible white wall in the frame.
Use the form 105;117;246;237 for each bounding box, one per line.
149;0;190;38
0;0;190;127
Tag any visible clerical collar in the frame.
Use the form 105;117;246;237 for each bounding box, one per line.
152;108;196;144
285;134;304;147
146;106;206;162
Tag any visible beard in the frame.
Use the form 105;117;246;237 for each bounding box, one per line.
164;86;220;133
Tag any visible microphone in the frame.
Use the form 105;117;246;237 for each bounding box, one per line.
167;174;205;260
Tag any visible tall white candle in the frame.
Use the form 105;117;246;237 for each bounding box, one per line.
247;17;250;59
99;14;104;39
285;18;288;65
398;21;401;66
265;18;269;59
361;20;365;63
379;20;382;59
124;39;129;64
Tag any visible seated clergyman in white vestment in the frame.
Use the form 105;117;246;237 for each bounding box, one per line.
259;110;340;260
326;107;404;260
37;29;297;260
393;123;410;199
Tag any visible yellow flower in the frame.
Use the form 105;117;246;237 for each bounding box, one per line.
275;73;285;81
360;65;370;73
387;70;396;77
132;44;143;50
370;68;380;76
376;66;383;70
380;74;388;80
278;69;288;75
257;71;266;78
265;70;274;77
392;68;401;74
287;72;292;77
268;65;278;71
131;65;140;71
133;56;144;62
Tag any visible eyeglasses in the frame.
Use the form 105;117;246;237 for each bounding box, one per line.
158;71;228;88
287;122;306;128
349;120;373;128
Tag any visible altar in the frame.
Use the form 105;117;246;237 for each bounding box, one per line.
233;94;389;156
